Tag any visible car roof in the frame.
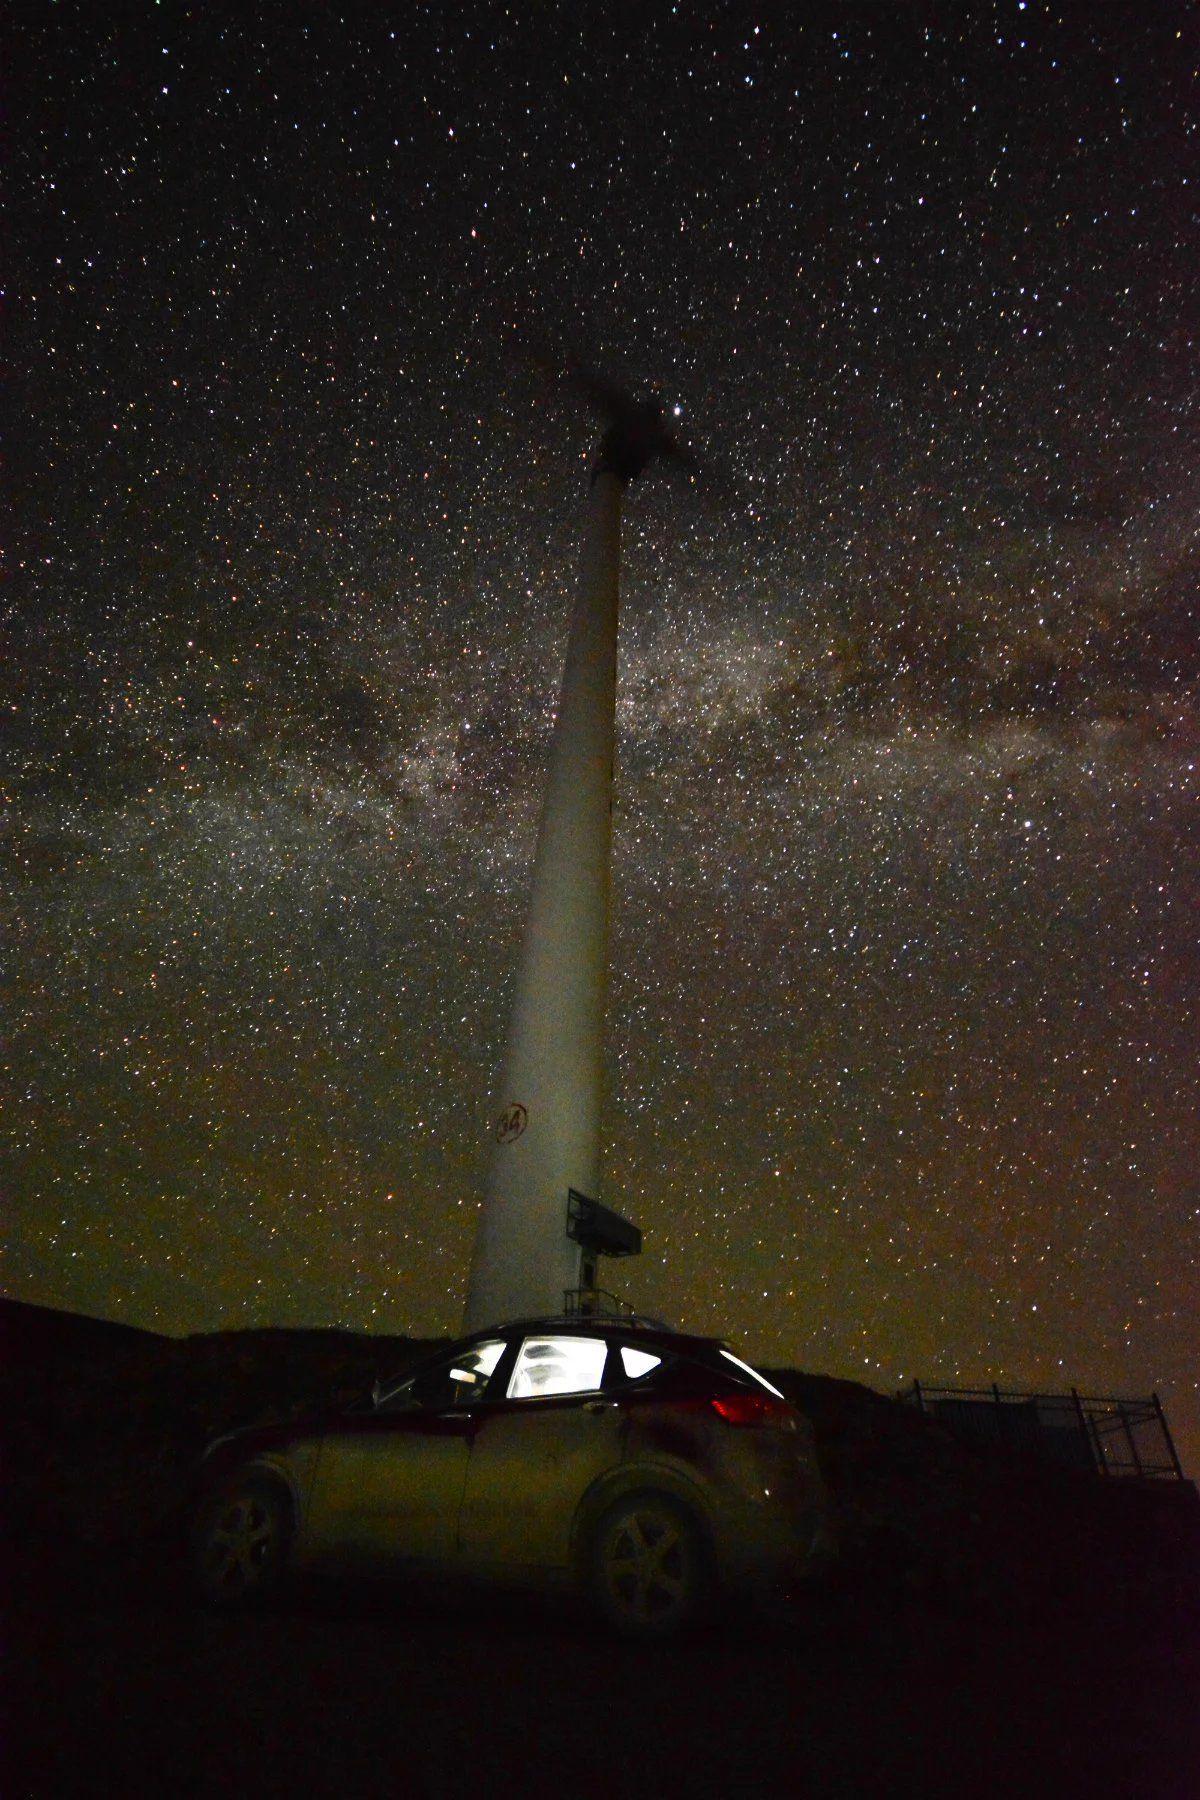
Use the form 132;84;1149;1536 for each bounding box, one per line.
467;1315;728;1355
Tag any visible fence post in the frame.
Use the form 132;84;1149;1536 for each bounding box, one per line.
1080;1389;1109;1475
1117;1402;1144;1478
1071;1388;1099;1476
1151;1392;1185;1481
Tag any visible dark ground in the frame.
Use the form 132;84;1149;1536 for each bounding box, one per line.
4;1300;1198;1799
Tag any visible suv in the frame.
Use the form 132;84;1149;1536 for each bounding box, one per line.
191;1316;832;1635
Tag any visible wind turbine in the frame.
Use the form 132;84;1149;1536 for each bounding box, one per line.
463;367;693;1332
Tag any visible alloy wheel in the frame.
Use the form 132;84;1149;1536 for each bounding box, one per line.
596;1497;702;1634
196;1484;288;1601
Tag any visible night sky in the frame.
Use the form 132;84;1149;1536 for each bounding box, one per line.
8;5;1198;1470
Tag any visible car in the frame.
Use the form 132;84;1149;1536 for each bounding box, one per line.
190;1315;833;1635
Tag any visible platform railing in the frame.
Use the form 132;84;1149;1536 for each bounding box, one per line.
562;1286;639;1320
898;1381;1186;1480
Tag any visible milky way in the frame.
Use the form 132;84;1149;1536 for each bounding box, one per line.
7;4;1198;1467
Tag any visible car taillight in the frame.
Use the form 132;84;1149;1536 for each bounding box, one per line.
710;1391;795;1428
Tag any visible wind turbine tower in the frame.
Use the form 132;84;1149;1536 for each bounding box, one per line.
463;375;689;1332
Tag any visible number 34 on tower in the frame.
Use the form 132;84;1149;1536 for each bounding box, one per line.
494;1103;528;1144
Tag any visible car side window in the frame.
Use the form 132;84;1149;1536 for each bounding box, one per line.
618;1345;663;1382
506;1335;607;1400
380;1338;506;1412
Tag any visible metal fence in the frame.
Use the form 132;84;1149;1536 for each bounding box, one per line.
898;1382;1186;1481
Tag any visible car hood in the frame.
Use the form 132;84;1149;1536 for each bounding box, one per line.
200;1403;346;1466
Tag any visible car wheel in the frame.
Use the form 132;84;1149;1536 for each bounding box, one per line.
192;1474;292;1605
590;1492;709;1637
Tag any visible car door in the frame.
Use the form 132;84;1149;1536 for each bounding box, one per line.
457;1333;628;1569
303;1339;506;1569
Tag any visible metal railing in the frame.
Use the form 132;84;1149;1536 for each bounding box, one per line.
898;1382;1186;1481
562;1287;640;1320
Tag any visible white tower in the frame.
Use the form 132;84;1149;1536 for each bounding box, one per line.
463;386;687;1331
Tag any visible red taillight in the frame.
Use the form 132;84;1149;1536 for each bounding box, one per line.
710;1391;794;1428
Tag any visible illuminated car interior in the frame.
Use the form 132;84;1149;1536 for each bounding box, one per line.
506;1335;607;1399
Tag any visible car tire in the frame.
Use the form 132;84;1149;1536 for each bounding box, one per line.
589;1491;710;1637
192;1473;293;1606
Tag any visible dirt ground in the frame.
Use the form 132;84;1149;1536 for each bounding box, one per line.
6;1552;1199;1800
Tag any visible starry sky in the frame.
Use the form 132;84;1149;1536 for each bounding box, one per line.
7;4;1198;1469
